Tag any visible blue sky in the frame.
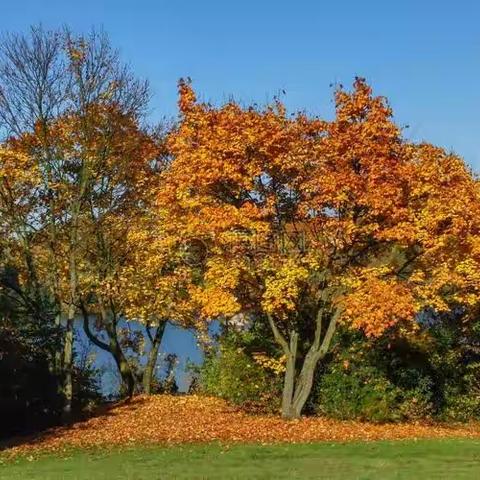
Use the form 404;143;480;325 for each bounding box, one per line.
3;0;479;168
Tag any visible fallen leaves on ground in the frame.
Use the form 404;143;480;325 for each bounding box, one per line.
4;395;480;457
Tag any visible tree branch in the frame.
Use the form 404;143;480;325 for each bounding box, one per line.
315;306;343;361
267;313;290;354
80;302;110;352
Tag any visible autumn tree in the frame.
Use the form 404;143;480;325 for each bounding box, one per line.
0;27;67;385
0;26;150;415
159;78;480;418
119;171;199;394
43;103;159;398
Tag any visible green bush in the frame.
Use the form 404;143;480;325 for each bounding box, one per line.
397;377;434;421
439;362;480;421
312;330;434;423
314;365;436;422
428;315;480;421
197;343;282;412
441;391;480;422
314;364;401;422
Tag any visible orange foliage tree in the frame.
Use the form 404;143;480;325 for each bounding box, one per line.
159;78;480;418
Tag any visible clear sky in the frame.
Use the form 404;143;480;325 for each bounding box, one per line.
2;0;479;168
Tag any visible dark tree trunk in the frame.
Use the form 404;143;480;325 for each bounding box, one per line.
143;321;167;395
82;304;137;398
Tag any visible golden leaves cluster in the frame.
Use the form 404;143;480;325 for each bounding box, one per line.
158;78;480;338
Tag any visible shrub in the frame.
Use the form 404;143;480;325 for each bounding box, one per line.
312;330;434;422
428;314;480;421
197;343;282;412
72;362;103;414
314;363;401;422
397;376;434;421
0;300;63;437
439;362;480;421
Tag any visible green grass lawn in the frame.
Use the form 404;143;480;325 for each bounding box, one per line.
2;439;480;479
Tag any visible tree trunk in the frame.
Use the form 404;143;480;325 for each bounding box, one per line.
281;331;298;419
290;353;318;417
143;322;167;395
280;351;321;419
268;308;340;419
61;183;84;421
82;303;137;398
115;346;136;398
105;309;137;398
62;229;80;423
62;303;75;422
